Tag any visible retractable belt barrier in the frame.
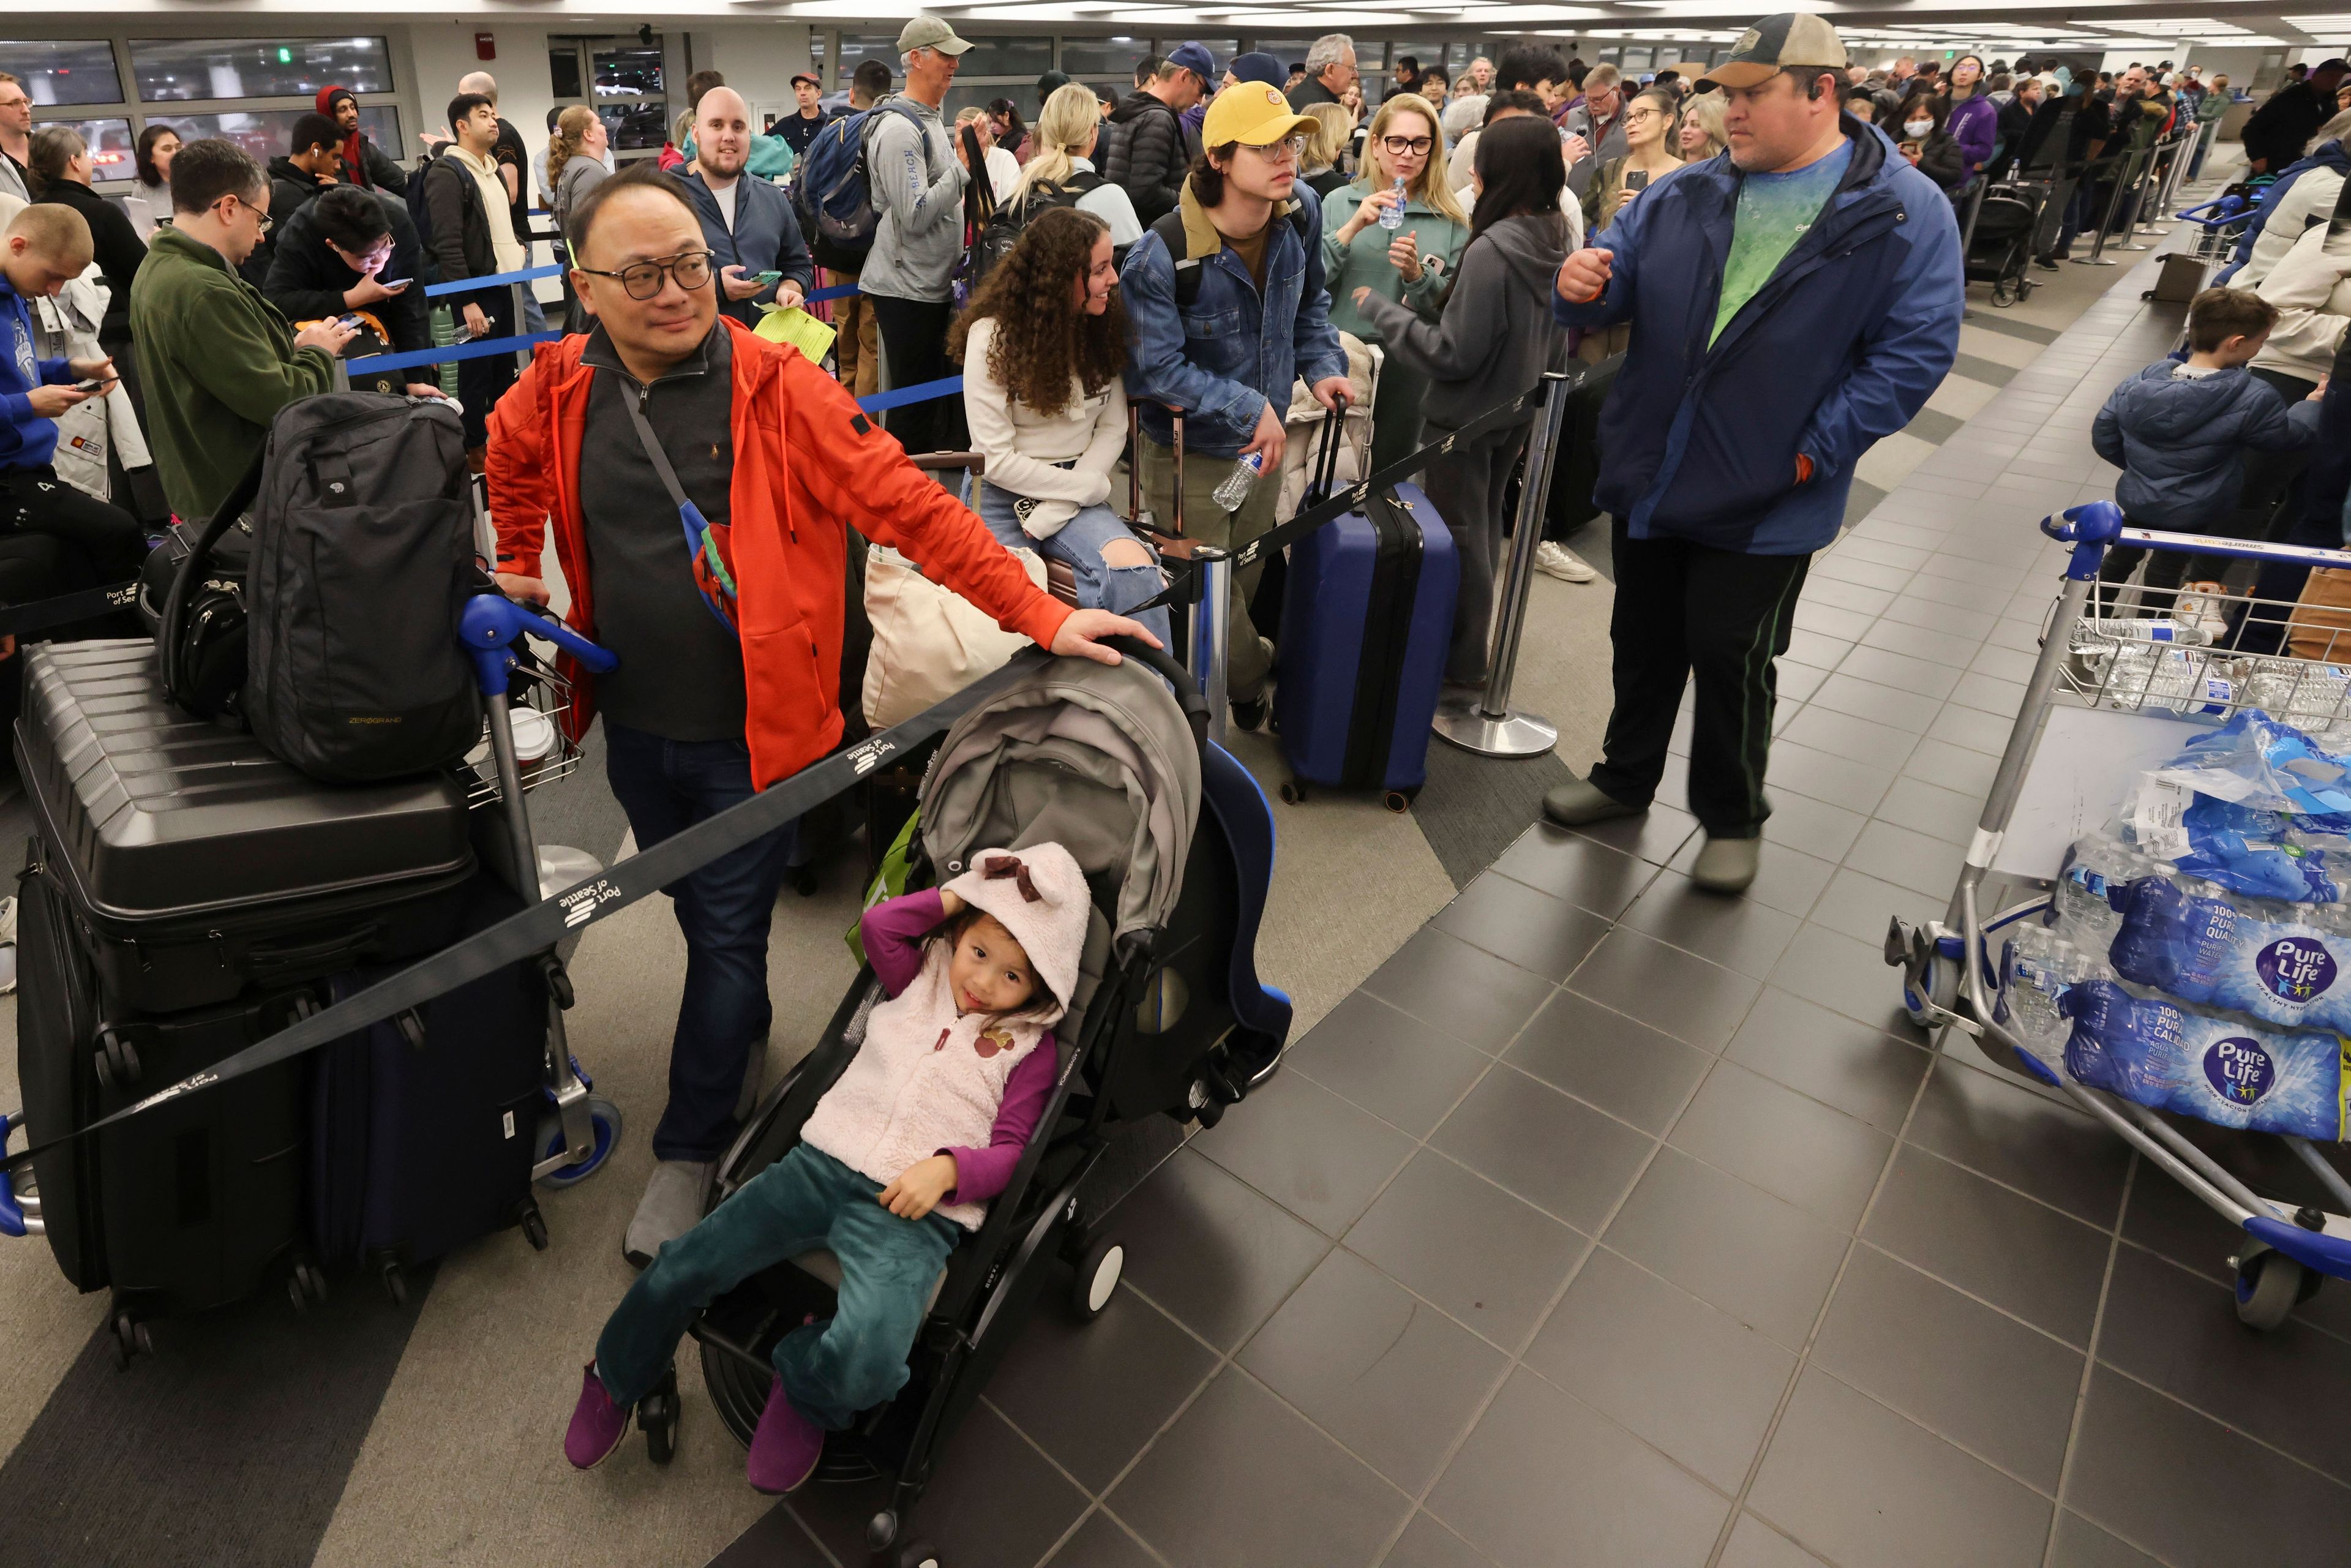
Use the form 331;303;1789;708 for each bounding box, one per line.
422;263;566;299
0;375;1571;1177
0;579;141;640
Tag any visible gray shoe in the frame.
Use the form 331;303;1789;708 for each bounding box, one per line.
1542;777;1643;828
1690;835;1760;895
623;1159;714;1269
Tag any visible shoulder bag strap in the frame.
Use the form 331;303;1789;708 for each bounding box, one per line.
618;380;739;636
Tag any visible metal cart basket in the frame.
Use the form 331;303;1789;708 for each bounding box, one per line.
1886;501;2351;1330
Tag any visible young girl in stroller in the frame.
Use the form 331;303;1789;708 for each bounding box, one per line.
563;841;1092;1495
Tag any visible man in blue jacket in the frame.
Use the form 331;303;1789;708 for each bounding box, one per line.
1122;80;1351;730
678;87;814;331
1542;14;1962;893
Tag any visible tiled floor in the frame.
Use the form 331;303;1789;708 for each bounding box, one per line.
716;257;2351;1565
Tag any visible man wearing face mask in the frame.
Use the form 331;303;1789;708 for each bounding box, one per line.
263;183;441;398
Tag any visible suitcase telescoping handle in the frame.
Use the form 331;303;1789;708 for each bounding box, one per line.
1303;402;1345;511
1127;402;1186;539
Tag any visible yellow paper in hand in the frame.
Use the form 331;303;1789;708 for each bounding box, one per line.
756;306;838;365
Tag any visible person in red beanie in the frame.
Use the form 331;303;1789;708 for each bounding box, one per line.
316;85;408;195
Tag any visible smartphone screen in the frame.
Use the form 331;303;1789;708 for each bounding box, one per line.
1624;169;1649;191
72;378;106;392
754;270;784;285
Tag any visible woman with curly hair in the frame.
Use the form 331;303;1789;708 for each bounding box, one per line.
952;206;1170;647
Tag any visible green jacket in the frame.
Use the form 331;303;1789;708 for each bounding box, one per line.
1320;178;1469;345
128;226;339;521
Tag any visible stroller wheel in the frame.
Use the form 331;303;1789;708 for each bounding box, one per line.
536;1096;624;1188
2233;1248;2311;1331
1071;1234;1125;1321
639;1366;680;1465
894;1542;940;1568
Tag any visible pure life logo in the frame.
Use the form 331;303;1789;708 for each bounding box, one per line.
2256;937;2337;1005
2205;1036;2278;1106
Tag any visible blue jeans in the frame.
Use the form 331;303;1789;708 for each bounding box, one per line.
522;291;549;336
602;722;798;1161
594;1144;958;1428
973;482;1174;651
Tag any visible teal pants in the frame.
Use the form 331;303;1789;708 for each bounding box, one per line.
594;1144;959;1429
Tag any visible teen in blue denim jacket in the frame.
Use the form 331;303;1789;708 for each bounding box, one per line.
1119;81;1351;727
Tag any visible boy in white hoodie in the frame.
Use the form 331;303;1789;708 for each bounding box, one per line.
564;841;1091;1495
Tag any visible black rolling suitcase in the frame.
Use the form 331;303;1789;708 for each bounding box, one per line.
310;874;555;1305
11;639;476;1342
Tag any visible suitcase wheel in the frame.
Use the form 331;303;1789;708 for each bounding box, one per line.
94;1029;140;1092
286;1259;328;1313
1278;779;1306;805
519;1202;550;1252
1382;789;1415;815
110;1308;152;1370
379;1258;411;1309
534;1095;623;1189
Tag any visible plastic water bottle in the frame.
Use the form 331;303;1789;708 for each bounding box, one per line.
2000;926;2085;1062
1377;175;1407;231
1211;452;1264;512
2054;833;2148;951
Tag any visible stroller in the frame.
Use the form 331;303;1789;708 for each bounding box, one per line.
676;643;1290;1566
1965;180;2044;307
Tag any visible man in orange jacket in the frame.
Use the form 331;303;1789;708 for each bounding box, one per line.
489;163;1152;1264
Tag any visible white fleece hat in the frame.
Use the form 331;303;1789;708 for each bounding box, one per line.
940;842;1092;1011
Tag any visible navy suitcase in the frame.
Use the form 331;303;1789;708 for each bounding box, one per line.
1272;477;1458;809
310;874;557;1305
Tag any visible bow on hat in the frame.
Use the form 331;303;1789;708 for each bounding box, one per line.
983;854;1042;902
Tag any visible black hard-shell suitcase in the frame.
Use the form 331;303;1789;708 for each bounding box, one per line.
310;876;551;1301
13;639;475;1013
17;841;316;1316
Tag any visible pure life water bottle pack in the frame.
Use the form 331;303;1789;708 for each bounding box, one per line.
2025;713;2351;1141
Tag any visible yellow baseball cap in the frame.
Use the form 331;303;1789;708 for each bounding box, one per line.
1201;81;1318;148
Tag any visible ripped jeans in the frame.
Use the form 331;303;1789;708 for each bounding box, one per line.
974;482;1174;653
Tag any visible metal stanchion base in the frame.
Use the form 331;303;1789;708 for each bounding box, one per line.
1431;693;1558;757
2069;256;2119;266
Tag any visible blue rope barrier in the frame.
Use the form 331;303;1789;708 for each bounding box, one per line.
350;331;561;373
806;280;861;303
858;375;962;413
424;263;565;299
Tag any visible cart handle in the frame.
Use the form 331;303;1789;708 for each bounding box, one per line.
459;593;618;698
0;1112;29;1239
2172;193;2251;227
2040;500;2123;579
2117;527;2351;573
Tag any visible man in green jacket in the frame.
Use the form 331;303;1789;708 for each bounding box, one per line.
128;137;357;522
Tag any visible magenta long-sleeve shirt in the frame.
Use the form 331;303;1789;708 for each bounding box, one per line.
860;889;1057;1206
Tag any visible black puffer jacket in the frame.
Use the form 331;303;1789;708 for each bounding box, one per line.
30;179;144;344
263;190;430;353
1103;91;1190;226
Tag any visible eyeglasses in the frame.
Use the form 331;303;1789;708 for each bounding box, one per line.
1622;108;1664;124
1244;136;1307;162
1380;135;1435;155
223;197;273;234
574;249;714;301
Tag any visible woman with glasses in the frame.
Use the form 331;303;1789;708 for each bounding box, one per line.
1942;54;1998;185
1323;93;1469;473
1577;87;1683;364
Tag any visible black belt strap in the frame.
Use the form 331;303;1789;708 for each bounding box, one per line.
0;579;140;638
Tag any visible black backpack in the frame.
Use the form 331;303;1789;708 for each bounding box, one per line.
237;394;483;782
405;154;479;285
967;174;1104;293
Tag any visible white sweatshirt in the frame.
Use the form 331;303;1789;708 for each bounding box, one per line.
960;314;1128;538
2253;220;2351;386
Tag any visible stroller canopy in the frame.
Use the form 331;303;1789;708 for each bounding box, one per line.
920;653;1202;946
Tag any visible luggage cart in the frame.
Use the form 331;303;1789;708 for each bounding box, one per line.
2172;190;2262;263
1886;502;2351;1330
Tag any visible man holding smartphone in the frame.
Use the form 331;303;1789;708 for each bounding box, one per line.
264;184;442;397
678;87;815;330
0;204;147;586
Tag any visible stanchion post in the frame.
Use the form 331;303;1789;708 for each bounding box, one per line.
2069;150;2143;266
1430;372;1570;758
2134;138;2179;233
2115;148;2158;249
1188;546;1232;748
510;281;531;370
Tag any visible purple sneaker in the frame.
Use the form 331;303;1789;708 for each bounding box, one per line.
746;1376;823;1495
564;1362;631;1470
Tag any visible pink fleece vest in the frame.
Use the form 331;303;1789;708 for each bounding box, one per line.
800;945;1049;1230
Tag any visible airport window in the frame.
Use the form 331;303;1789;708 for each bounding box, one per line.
159;105;402;167
0;39;122;107
129;36;394;103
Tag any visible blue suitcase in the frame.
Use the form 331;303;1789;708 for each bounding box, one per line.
1272;476;1458;810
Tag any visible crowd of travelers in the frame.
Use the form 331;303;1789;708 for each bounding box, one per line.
0;10;2345;1485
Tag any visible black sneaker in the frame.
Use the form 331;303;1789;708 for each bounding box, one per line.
1231;697;1269;733
2033;256;2061;272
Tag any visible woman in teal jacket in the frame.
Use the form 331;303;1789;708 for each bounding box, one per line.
1323;92;1469;471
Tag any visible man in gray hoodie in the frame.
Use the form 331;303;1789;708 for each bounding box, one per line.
1353;113;1572;686
861;14;972;456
